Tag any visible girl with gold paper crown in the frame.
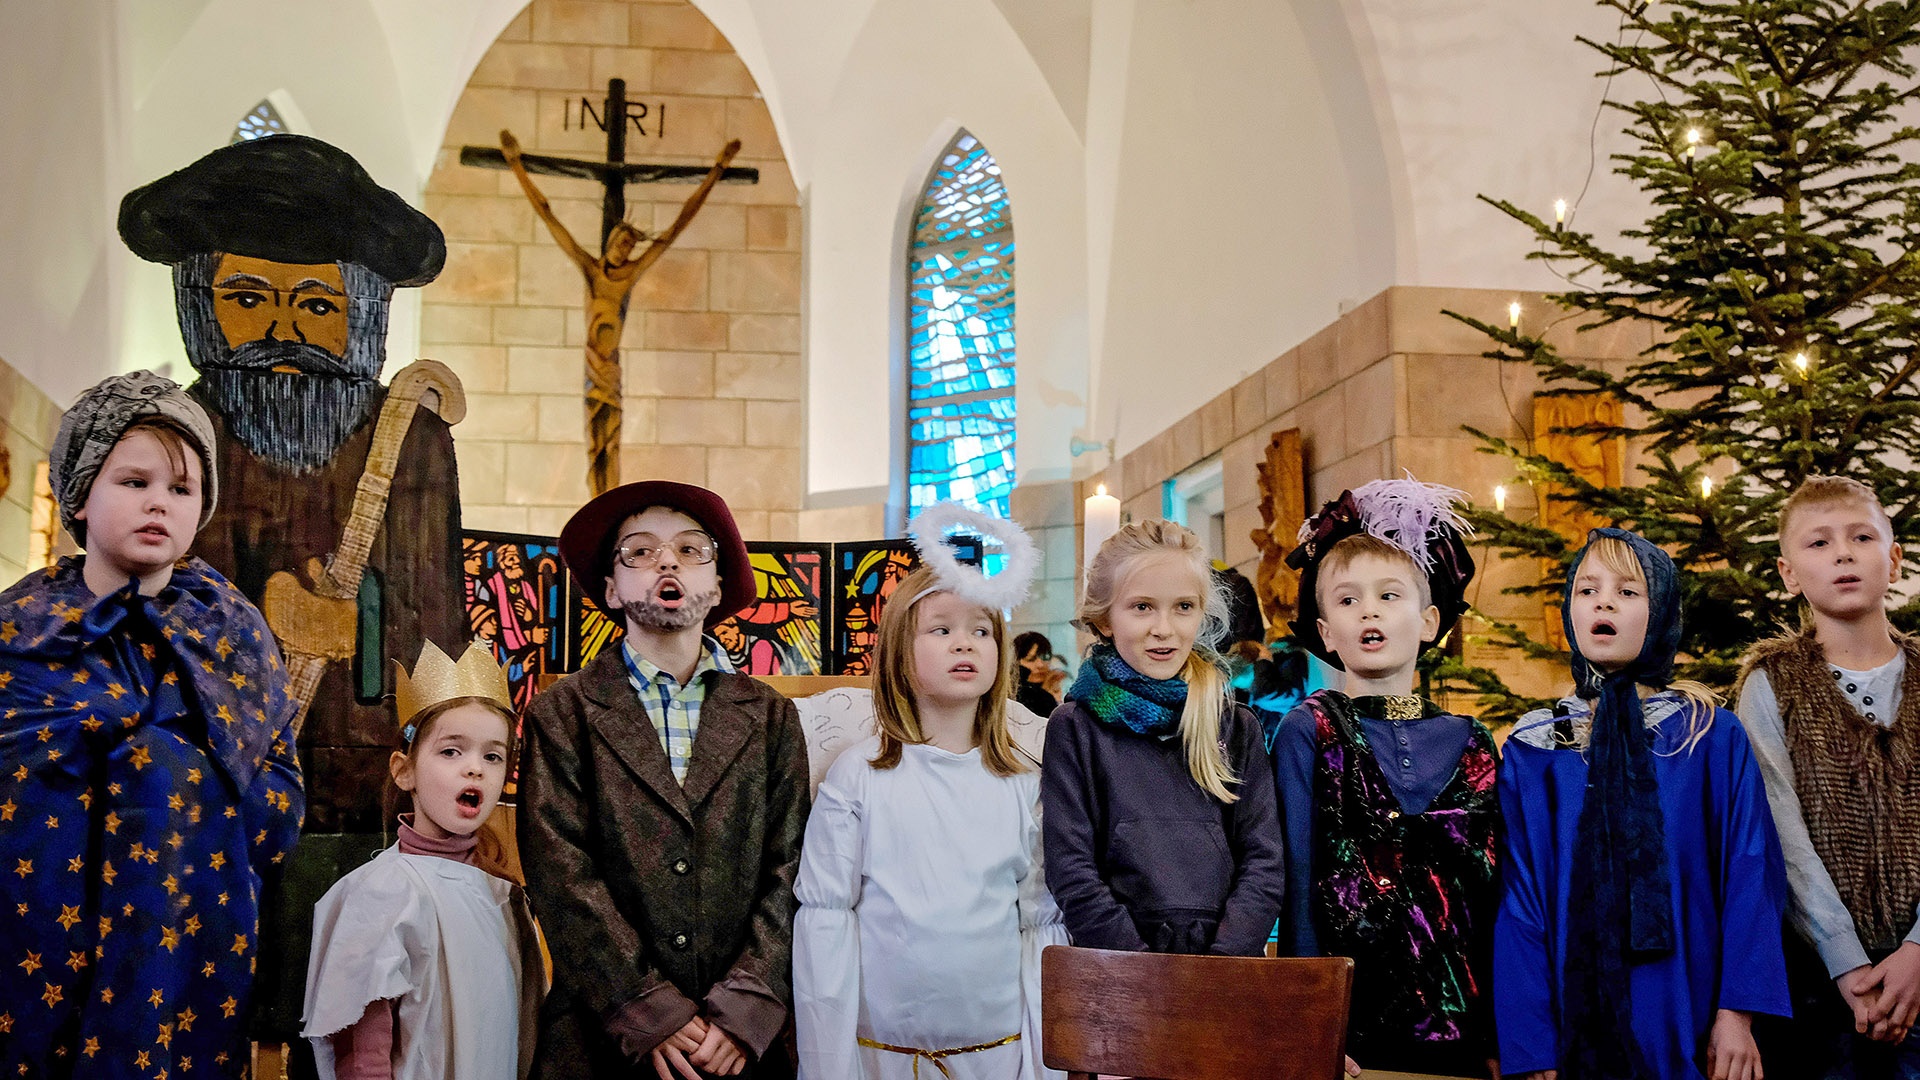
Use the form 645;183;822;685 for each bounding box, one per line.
302;641;545;1080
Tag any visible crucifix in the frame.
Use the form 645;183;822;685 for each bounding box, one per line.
461;78;757;495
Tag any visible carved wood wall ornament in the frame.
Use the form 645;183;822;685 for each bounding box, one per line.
1534;392;1625;649
1250;428;1307;631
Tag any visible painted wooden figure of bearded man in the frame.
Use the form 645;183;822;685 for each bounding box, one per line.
117;135;467;1048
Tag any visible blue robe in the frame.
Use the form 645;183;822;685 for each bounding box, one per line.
0;557;304;1078
1494;695;1791;1078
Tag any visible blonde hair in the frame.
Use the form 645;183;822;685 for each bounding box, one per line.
1314;534;1434;609
869;567;1025;776
1573;535;1717;753
1079;520;1239;802
1779;474;1892;542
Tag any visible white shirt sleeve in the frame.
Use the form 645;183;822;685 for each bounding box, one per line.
1018;787;1069;1080
1735;672;1873;976
794;753;869;1080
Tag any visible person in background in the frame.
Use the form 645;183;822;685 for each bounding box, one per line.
1012;631;1066;717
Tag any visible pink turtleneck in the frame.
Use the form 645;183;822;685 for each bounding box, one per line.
396;817;480;863
328;819;480;1080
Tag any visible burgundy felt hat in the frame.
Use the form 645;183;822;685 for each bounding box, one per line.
559;480;754;628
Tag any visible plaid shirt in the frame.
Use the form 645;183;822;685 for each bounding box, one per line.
621;636;736;783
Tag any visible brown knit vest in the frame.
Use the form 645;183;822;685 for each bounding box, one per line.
1737;632;1920;952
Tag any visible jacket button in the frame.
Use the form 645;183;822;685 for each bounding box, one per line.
1386;810;1401;821
672;858;690;875
673;933;690;949
1377;877;1392;888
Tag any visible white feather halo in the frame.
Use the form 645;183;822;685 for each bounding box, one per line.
905;501;1040;612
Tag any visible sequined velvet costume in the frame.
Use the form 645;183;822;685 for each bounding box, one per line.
1278;690;1498;1070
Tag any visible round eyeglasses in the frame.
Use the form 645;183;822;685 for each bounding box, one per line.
615;531;717;570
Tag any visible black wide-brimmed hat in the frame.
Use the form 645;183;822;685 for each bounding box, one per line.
119;134;445;286
560;481;754;628
1286;477;1476;670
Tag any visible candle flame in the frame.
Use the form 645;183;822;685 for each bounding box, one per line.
1793;352;1810;373
1508;301;1522;328
1701;475;1713;498
1553;198;1567;223
1096;484;1108;498
1686;128;1702;144
1494;485;1507;513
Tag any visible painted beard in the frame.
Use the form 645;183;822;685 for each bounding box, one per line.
622;584;722;632
172;254;389;472
193;366;377;473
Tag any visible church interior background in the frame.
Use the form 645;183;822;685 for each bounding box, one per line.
0;0;1683;706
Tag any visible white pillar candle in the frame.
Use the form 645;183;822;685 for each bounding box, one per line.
1084;484;1121;570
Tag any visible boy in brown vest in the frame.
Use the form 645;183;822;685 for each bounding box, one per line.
1736;475;1920;1076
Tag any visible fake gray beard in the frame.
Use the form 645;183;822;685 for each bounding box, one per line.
172;254;389;473
621;584;722;633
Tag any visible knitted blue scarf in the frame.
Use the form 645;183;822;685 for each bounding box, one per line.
1068;643;1190;737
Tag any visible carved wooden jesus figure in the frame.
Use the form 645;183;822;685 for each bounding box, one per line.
500;129;741;495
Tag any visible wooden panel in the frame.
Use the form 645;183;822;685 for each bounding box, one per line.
1534;392;1623;650
1042;945;1352;1080
756;674;871;696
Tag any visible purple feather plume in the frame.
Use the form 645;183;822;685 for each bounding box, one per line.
1348;473;1473;571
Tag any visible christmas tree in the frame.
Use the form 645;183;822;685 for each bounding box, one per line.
1443;0;1920;718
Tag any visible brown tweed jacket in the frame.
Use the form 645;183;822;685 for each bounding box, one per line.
518;648;810;1078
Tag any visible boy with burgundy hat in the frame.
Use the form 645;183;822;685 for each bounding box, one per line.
519;480;810;1079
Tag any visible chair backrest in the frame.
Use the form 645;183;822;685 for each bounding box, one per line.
1041;945;1354;1080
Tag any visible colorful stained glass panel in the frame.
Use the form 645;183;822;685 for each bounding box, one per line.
907;132;1015;519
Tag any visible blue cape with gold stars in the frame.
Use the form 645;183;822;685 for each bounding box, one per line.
0;556;304;1078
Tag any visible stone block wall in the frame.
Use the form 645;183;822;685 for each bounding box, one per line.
1008;480;1080;664
420;0;806;541
1077;285;1653;702
0;353;64;586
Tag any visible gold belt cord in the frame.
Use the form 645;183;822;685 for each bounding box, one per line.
855;1032;1021;1079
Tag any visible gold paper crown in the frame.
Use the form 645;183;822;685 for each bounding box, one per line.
393;640;514;737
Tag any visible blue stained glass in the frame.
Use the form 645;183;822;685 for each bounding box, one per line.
230;100;288;144
907;132;1015;520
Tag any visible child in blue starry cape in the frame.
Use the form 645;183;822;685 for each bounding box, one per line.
0;371;304;1078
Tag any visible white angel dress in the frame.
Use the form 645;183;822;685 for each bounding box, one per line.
794;734;1068;1080
302;841;542;1080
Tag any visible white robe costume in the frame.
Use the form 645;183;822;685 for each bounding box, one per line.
795;735;1068;1080
302;845;538;1080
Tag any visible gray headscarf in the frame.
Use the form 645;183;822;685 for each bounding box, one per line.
50;370;219;544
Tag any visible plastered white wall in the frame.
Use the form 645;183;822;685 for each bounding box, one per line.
0;0;124;408
799;0;1090;502
0;0;1706;495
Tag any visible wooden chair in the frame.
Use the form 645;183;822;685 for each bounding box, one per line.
1041;945;1353;1080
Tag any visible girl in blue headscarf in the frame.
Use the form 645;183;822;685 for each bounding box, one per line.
1494;528;1790;1080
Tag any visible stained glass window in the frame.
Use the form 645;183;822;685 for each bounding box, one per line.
230;100;288;144
907;131;1015;519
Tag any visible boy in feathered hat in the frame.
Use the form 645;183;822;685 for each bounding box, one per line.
518;481;810;1079
1273;477;1499;1079
0;371;304;1077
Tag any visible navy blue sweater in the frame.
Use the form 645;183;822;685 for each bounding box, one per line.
1041;699;1286;956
